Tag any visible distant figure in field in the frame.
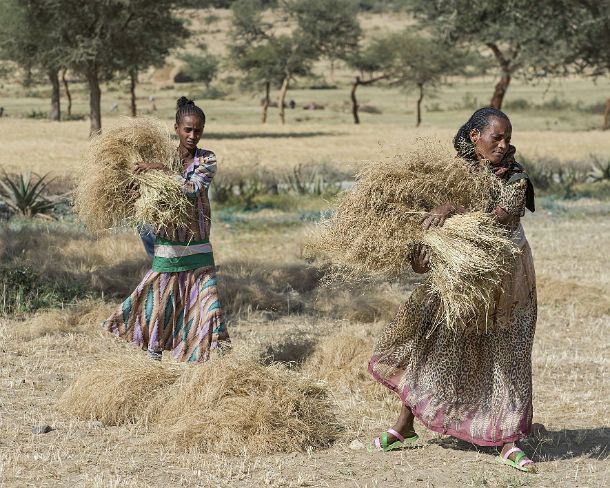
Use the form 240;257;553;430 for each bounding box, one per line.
288;99;296;109
149;95;157;112
0;106;4;117
105;97;230;362
304;102;324;110
368;108;537;473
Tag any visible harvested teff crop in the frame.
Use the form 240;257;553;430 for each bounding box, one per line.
310;141;517;333
74;117;191;232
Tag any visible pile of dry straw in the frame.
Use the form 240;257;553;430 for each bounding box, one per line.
310;141;518;333
58;354;339;454
75;117;190;232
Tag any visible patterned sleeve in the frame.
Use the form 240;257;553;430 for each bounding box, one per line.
176;150;217;198
497;178;527;217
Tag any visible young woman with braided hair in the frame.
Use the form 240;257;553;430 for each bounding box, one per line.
105;97;230;362
368;108;537;472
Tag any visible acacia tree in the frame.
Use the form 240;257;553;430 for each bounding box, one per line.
287;0;362;79
406;0;578;109
0;0;67;121
117;7;189;117
554;0;610;128
272;34;316;123
346;37;393;124
230;0;316;124
44;0;186;134
230;0;278;122
387;32;465;126
347;32;465;125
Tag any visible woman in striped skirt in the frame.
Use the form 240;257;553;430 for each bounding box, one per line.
105;97;230;362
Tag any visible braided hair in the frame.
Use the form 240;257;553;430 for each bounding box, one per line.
175;96;206;125
453;107;511;161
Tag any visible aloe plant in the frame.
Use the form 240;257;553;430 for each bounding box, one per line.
0;171;57;218
589;155;610;182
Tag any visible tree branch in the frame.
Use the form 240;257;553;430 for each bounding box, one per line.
486;42;514;73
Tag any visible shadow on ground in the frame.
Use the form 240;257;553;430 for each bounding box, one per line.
427;426;610;462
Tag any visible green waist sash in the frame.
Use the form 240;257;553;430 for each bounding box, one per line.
152;237;215;273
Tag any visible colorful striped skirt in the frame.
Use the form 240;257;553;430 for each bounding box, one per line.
105;266;229;363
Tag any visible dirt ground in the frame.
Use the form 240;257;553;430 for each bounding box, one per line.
0;201;608;488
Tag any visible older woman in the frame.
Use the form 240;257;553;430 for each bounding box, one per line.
368;107;537;473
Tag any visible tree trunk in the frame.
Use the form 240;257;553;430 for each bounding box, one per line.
87;68;102;136
278;76;289;125
351;77;361;124
603;98;610;130
350;74;387;124
262;81;270;123
48;68;60;121
486;42;518;110
61;69;72;116
490;73;511;109
129;68;137;117
416;83;424;127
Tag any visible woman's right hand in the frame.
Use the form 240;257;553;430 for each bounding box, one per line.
411;243;430;274
134;162;167;174
420;202;465;230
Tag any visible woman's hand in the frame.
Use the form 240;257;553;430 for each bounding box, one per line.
134;162;167;174
126;179;140;198
411;243;430;274
493;205;517;227
421;202;465;230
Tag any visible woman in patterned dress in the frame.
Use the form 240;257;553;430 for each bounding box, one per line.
368;108;537;472
105;97;230;362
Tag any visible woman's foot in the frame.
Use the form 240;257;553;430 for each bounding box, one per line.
385;424;417;444
147;349;162;361
499;443;536;472
370;404;418;451
387;404;416;442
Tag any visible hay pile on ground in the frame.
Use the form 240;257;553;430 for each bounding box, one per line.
58;355;340;454
153;357;340;454
302;335;382;398
57;355;180;426
310;141;516;333
74;117;190;232
12;300;114;340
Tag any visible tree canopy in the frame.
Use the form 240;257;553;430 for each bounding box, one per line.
404;0;588;108
0;0;69;120
288;0;362;71
229;0;318;123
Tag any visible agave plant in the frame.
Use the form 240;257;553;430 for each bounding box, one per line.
0;171;57;218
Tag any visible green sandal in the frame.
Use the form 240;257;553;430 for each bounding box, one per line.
368;428;419;452
496;446;535;472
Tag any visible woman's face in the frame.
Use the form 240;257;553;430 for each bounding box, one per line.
175;114;204;152
469;116;512;165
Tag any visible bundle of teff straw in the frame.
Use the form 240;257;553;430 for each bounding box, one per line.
310;141;519;334
75;118;191;232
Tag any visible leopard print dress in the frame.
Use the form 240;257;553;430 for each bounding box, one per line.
368;178;536;446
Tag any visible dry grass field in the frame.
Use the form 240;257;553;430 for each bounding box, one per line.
0;201;609;487
2;118;610;178
1;7;609;488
